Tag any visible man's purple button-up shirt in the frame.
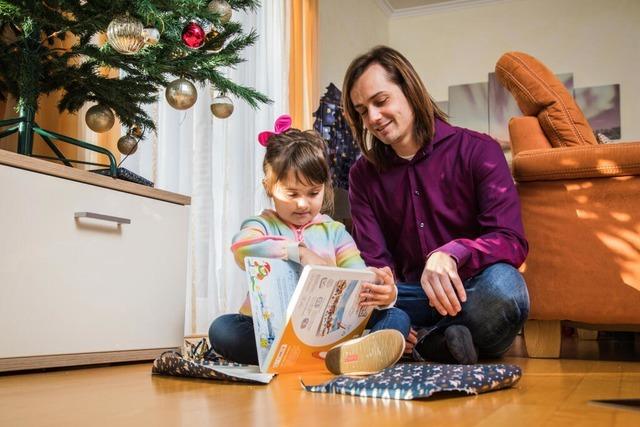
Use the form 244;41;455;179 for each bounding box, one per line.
348;119;528;283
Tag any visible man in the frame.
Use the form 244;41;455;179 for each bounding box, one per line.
342;46;529;364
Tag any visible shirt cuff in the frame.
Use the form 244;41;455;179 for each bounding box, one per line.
285;242;301;264
428;240;470;267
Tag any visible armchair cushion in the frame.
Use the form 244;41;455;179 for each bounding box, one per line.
495;51;597;147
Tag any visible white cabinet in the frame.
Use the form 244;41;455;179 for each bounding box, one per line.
0;151;190;371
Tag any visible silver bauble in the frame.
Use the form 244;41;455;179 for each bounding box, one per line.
142;27;160;45
210;95;234;118
107;15;144;55
207;0;232;24
117;134;138;155
165;78;198;110
85;104;115;133
198;19;214;35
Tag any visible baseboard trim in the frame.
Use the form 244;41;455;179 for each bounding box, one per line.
0;348;178;373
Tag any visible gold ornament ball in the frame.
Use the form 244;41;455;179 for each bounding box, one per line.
208;0;232;24
117;134;139;155
107;15;145;55
85;104;115;133
165;78;198;110
210;95;234;118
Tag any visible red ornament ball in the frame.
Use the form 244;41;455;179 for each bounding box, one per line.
181;21;206;49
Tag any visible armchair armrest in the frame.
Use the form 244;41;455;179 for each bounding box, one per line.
509;116;552;155
513;141;640;182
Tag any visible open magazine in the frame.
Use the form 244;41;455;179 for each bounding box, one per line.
245;257;376;374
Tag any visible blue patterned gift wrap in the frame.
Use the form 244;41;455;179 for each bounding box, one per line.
302;363;522;400
152;351;272;384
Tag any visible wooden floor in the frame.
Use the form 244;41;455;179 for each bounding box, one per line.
1;336;639;427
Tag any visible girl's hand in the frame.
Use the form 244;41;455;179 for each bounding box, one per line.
405;328;417;354
359;266;397;308
299;247;334;266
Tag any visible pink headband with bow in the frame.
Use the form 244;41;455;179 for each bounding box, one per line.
258;114;292;147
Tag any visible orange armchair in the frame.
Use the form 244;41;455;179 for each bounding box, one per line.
495;52;640;357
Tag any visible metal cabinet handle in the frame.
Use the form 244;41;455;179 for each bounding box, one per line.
74;212;131;225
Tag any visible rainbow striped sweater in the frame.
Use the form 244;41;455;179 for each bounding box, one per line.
231;209;366;314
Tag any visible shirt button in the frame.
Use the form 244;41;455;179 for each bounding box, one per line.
419;222;424;228
414;190;420;196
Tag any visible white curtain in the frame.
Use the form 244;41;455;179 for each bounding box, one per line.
125;2;289;335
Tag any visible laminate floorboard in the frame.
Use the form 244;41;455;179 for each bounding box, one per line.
2;349;639;427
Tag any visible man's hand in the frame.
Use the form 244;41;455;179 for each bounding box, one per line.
360;266;397;308
420;251;466;316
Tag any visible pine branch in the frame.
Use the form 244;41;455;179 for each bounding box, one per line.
0;0;271;131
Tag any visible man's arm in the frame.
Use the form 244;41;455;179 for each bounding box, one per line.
421;138;528;316
348;164;396;273
435;138;528;279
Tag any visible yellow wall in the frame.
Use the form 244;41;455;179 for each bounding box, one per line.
388;0;639;140
318;0;640;141
318;0;389;92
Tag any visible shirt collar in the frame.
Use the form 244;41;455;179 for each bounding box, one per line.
386;118;456;165
432;118;457;144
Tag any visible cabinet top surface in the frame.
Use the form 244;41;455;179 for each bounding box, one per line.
0;149;190;205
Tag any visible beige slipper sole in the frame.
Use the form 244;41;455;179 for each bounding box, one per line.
325;329;405;375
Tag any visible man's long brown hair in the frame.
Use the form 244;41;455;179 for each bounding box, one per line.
342;46;447;171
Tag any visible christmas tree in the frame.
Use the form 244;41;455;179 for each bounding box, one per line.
0;0;270;171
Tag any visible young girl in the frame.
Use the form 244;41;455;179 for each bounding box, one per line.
208;115;410;375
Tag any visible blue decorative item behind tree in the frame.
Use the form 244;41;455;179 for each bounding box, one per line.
313;83;360;191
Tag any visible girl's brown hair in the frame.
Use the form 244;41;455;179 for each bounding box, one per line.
263;129;334;214
341;45;447;171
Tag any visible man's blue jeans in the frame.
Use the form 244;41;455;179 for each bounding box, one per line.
396;263;530;358
209;307;411;365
